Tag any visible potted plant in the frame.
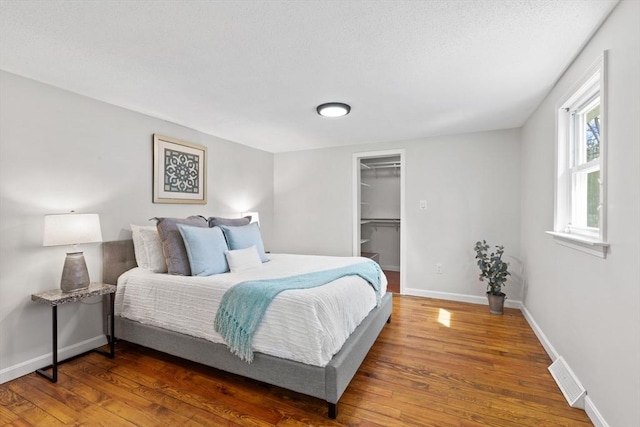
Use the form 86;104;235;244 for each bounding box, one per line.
474;240;510;314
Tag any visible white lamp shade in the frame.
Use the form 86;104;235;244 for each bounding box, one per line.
43;213;103;247
241;211;260;225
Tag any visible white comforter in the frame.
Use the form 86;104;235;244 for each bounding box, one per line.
115;254;387;367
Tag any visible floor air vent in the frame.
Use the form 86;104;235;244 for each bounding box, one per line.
548;356;586;409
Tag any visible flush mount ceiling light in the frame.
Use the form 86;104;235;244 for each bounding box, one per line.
316;102;351;117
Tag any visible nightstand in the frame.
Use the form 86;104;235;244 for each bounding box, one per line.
31;283;117;383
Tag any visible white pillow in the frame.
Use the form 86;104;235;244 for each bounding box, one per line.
140;228;167;273
225;246;262;273
131;224;156;269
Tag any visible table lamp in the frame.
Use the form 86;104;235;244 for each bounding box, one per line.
43;212;103;292
241;211;260;225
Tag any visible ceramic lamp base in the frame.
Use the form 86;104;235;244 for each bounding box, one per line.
61;252;90;293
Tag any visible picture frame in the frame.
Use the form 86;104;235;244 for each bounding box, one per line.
153;134;207;204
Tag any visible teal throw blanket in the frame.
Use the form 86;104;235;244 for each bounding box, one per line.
214;261;382;363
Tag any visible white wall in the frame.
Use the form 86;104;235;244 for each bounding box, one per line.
273;128;521;300
0;71;274;382
3;5;634;423
519;0;640;425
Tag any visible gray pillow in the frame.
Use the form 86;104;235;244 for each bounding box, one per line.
154;216;208;275
208;216;251;228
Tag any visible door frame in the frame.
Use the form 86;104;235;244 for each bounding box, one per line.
352;149;406;294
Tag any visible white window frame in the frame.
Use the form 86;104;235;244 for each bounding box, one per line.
547;52;609;258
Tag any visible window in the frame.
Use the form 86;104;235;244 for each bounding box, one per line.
549;53;609;258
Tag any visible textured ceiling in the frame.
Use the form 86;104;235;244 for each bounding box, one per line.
0;0;619;153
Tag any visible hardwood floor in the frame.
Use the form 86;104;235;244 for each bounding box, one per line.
383;270;400;293
0;296;592;426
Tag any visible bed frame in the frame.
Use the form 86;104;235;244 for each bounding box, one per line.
103;240;392;419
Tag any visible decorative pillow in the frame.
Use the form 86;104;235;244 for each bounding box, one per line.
225;246;262;273
219;222;269;263
154;216;208;275
139;228;167;273
177;225;229;276
130;224;156;269
208;216;251;228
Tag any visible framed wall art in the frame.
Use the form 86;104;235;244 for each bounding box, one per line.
153;134;207;204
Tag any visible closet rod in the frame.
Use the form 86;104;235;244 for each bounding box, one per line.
363;161;401;169
362;218;401;228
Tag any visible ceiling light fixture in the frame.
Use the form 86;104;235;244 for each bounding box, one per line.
316;102;351;117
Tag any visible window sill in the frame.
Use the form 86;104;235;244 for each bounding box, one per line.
546;231;609;259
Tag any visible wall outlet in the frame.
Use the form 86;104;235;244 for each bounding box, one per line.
420;200;427;210
436;263;442;274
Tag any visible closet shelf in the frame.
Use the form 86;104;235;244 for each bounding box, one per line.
361;252;380;262
360;238;370;245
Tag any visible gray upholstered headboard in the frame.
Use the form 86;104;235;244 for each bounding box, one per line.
103;240;137;285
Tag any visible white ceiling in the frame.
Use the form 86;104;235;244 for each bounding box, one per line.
0;0;618;153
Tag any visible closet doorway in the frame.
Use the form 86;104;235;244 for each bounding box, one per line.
352;149;405;294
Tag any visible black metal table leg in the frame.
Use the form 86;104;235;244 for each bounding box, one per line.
109;292;115;357
32;284;116;383
36;305;58;382
93;292;116;359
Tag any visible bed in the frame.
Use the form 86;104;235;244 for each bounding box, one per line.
103;239;392;419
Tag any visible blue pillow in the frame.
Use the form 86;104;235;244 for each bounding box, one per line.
177;224;229;276
219;222;269;263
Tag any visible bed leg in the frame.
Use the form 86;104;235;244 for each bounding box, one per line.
328;402;337;419
387;315;391;324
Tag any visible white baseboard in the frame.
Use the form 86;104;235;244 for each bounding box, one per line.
585;396;609;427
381;265;400;272
407;290;610;427
519;304;560;361
0;335;108;384
520;306;610;427
0;298;612;427
403;287;522;309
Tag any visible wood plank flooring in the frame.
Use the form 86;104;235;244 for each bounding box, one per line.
383;270;400;293
0;296;593;426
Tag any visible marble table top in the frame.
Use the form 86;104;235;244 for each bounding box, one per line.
31;283;116;306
